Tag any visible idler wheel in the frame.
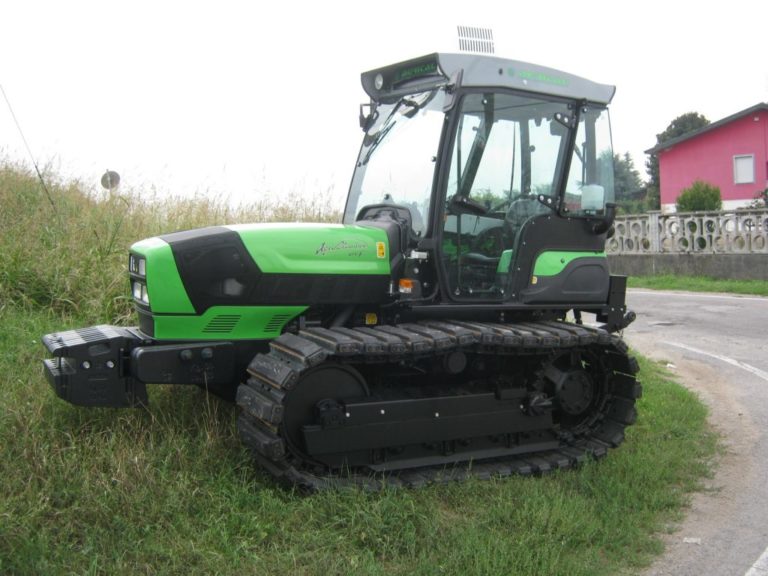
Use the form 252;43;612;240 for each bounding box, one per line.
556;370;594;415
282;364;368;462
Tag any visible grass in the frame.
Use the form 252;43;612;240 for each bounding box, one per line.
0;309;717;575
0;161;340;323
0;163;718;574
628;275;768;296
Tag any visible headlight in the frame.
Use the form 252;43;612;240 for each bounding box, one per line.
129;254;147;277
132;281;149;305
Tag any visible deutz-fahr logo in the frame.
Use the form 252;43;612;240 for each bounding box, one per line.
315;240;369;256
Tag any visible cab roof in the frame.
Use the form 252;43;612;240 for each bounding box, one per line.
362;53;616;105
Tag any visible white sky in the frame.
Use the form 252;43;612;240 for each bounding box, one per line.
1;0;766;208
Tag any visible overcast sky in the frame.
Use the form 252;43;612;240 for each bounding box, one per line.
1;0;766;207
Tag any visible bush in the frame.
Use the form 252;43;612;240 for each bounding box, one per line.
747;188;768;209
675;180;722;212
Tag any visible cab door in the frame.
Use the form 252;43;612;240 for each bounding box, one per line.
437;93;616;305
508;106;616;305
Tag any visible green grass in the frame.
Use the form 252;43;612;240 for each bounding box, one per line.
0;305;717;575
628;275;768;296
0;163;718;574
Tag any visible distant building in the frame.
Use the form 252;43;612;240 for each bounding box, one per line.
646;103;768;213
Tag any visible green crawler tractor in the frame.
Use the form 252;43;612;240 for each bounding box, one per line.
43;52;640;490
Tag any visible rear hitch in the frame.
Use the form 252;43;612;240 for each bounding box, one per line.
595;275;635;333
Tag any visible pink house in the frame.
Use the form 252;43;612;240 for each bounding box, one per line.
646;103;768;212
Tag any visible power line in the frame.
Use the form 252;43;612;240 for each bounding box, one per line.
0;83;56;209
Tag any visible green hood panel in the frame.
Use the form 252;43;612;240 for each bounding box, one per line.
130;223;392;319
152;305;308;340
227;223;390;275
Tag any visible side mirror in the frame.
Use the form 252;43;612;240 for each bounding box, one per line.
359;103;378;131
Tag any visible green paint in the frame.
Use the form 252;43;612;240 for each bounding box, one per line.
507;68;569;87
395;61;438;83
496;249;514;273
152;305;308;340
441;238;469;257
533;251;605;277
228;223;390;276
131;237;195;314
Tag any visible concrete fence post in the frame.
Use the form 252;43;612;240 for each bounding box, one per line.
648;211;660;253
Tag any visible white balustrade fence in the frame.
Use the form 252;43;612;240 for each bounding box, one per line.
607;209;768;254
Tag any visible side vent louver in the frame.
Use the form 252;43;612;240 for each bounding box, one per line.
264;314;292;334
203;315;241;334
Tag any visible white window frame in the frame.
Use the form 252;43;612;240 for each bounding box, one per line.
733;154;755;184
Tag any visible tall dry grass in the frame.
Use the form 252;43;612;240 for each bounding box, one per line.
0;162;341;323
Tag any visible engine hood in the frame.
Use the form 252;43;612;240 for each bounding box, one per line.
226;223;390;275
130;223;392;315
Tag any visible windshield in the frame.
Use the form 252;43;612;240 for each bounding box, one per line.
344;89;447;237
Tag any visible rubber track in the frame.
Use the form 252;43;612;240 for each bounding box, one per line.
236;320;641;491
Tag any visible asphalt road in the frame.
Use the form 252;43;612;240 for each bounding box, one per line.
623;289;768;576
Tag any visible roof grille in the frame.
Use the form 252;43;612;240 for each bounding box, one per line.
457;26;494;54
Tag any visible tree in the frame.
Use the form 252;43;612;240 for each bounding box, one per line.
675;180;722;212
613;153;642;198
611;152;646;214
646;112;710;190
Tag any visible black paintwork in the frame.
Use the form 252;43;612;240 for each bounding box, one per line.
521;258;610;305
159;226;392;312
511;213;608;301
130;341;236;387
42;326;149;407
160;227;262;315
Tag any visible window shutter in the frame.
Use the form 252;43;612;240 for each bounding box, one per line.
734;155;755;184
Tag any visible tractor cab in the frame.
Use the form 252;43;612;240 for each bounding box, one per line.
344;53;617;306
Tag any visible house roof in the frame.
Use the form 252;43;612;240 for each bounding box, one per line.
645;102;768;155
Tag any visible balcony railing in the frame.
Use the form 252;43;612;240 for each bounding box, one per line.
607;209;768;254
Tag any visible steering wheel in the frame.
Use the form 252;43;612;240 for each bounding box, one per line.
471;225;505;257
506;196;541;227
